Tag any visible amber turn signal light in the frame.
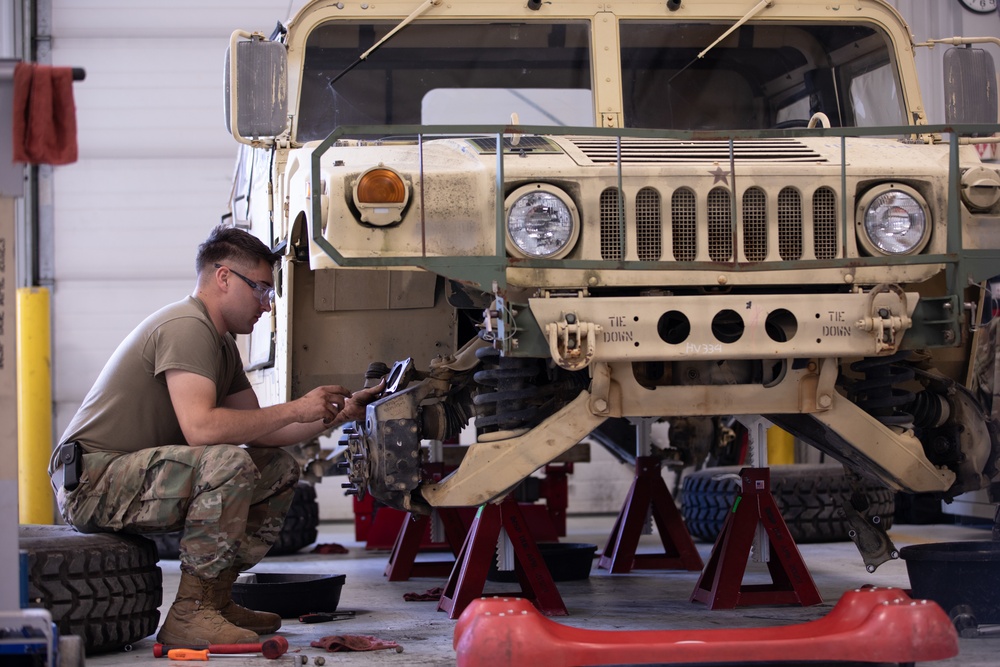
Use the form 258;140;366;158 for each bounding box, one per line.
356;168;406;203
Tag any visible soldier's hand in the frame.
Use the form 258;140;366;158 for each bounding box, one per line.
330;378;385;422
297;385;353;424
338;379;386;424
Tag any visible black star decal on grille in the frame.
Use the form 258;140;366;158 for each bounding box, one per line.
710;166;730;185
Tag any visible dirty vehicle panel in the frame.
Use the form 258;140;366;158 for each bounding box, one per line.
226;1;1000;521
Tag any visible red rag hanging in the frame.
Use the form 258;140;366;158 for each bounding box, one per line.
12;62;79;165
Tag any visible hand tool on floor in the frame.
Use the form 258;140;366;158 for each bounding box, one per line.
166;648;209;661
153;636;289;659
299;611;356;623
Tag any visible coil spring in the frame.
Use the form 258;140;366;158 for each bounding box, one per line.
473;346;540;433
848;351;915;427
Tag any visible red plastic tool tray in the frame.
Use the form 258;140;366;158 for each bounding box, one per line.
453;586;958;667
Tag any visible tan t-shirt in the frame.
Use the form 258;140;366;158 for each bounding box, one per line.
49;296;251;474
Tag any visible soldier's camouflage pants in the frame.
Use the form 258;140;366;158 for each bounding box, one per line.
53;444;300;579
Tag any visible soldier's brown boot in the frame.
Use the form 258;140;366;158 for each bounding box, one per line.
213;568;282;634
156;572;260;645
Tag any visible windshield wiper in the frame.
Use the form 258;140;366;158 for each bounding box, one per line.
668;0;774;84
328;0;442;86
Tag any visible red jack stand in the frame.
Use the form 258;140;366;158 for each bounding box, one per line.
352;494;376;543
438;496;568;620
537;463;571;537
599;455;704;574
384;508;470;581
365;461;459;552
362;506;410;550
690;467;822;609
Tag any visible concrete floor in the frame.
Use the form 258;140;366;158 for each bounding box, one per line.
84;517;999;667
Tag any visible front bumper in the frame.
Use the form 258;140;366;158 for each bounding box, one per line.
529;286;919;371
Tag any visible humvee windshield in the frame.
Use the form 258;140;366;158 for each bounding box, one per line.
298;21;593;140
296;19;904;141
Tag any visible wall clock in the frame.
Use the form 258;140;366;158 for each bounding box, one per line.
958;0;998;13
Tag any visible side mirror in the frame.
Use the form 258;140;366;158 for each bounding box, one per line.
944;46;998;133
224;31;288;145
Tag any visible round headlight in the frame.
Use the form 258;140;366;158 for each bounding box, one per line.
857;185;930;255
505;185;579;259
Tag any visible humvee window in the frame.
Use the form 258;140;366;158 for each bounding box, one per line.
297;19;904;140
620;22;904;129
298;21;592;141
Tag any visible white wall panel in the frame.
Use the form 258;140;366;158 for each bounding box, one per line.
52;280;189;470
52;279;189;402
47;4;287;448
54;39;242;158
53;158;234;280
52;1;307;37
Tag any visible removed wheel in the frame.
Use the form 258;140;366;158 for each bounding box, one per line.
150;480;320;559
19;525;162;655
681;463;895;543
269;481;320;555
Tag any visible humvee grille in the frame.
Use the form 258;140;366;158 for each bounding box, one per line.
569;138;826;163
813;187;838;260
708;188;733;261
468;135;562;154
597;184;840;263
600;188;624;260
778;187;803;260
743;187;768;262
580;137;838;263
636;187;661;261
671;189;697;261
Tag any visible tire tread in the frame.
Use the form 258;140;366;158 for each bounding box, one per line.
681;464;895;543
20;525;162;655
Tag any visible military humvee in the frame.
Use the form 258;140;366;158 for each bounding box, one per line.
225;0;1000;556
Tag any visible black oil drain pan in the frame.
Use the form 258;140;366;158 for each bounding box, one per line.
900;540;1000;624
232;572;346;619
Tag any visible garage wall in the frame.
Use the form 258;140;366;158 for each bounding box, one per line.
887;0;1000;124
48;1;308;437
42;1;1000;524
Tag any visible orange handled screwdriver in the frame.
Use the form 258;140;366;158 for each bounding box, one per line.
167;648;210;661
153;637;289;659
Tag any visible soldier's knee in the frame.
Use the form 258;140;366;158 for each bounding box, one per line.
272;448;299;476
251;447;300;486
200;445;256;483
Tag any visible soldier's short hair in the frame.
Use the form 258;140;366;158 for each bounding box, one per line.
195;225;280;275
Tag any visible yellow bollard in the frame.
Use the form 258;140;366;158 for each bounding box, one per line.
767;425;796;466
16;287;54;524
